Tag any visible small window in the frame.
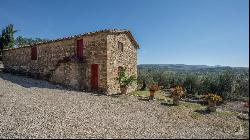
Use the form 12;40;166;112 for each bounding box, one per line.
118;42;124;52
31;47;37;60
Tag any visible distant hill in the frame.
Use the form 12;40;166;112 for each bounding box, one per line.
137;64;249;73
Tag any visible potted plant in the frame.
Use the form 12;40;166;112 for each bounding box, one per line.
205;93;222;112
170;86;184;105
116;67;136;95
148;83;160;100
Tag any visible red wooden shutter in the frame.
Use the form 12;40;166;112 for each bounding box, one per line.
31;47;37;60
76;39;84;59
77;46;83;58
77;39;83;47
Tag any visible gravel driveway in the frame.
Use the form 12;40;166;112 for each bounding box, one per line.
0;73;248;139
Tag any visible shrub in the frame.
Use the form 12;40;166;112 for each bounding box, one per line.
170;85;184;98
205;93;222;102
116;67;137;87
183;74;200;95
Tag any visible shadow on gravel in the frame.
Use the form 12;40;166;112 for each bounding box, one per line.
138;97;150;101
194;109;212;115
0;73;76;91
91;92;106;96
109;93;123;98
0;73;110;96
160;102;176;107
237;115;249;121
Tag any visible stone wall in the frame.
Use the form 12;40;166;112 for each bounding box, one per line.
2;32;108;92
107;33;137;94
2;30;138;94
50;61;87;90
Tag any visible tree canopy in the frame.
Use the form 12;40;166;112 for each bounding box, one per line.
0;24;17;57
15;36;49;47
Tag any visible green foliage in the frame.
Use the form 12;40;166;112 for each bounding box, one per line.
183;74;200;94
137;66;249;101
128;90;168;100
137;69;185;90
234;72;249;98
15;36;49;47
116;67;137;87
200;69;237;100
0;24;17;55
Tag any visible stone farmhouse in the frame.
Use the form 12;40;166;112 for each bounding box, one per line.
2;29;139;94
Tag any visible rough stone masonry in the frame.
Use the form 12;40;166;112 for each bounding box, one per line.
2;29;139;94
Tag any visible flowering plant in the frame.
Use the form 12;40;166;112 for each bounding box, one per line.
115;67;137;87
148;84;160;91
205;93;222;102
171;86;184;97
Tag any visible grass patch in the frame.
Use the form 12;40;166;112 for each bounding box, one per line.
128;90;168;101
179;102;205;110
212;110;236;117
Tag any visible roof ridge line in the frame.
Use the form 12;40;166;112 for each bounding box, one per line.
4;29;139;51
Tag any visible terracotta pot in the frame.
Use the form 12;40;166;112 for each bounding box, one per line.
173;96;180;106
208;100;216;107
120;86;128;95
149;90;155;100
207;100;217;112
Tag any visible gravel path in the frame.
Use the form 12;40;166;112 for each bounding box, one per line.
0;73;248;139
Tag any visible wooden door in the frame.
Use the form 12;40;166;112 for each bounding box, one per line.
91;64;98;89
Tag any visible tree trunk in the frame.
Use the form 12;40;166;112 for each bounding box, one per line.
149;90;155;100
140;80;146;90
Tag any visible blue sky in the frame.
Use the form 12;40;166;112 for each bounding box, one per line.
0;0;249;67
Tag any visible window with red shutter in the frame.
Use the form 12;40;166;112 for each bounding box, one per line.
77;39;83;47
76;39;84;59
77;46;84;58
31;47;37;60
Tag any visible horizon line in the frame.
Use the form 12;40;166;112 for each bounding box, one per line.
137;63;249;68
